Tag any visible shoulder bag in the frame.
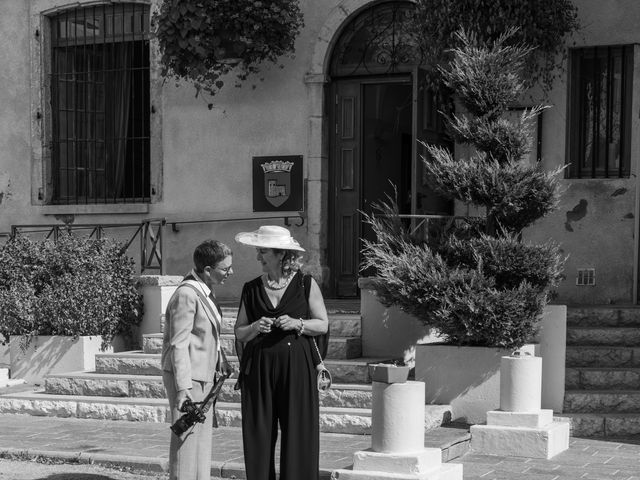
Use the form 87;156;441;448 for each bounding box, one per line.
302;274;332;392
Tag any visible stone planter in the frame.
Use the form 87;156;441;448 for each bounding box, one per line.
415;343;536;424
9;335;112;385
368;363;410;384
137;275;183;345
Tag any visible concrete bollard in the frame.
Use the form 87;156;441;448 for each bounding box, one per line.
471;353;570;459
331;377;462;479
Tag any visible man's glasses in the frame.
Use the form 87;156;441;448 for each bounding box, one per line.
216;265;233;274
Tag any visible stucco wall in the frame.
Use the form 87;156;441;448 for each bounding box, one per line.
0;0;31;225
1;0;640;304
522;0;640;304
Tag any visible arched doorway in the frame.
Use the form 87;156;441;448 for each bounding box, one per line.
327;1;452;297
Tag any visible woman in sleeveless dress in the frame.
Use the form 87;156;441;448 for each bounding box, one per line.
234;226;329;480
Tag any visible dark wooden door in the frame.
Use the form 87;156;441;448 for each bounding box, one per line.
329;79;413;297
329;81;361;297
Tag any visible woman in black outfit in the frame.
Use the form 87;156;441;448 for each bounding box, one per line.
234;225;329;480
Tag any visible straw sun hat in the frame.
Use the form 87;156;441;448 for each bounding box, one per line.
235;225;305;252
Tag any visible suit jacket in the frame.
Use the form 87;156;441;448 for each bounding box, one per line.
161;272;221;392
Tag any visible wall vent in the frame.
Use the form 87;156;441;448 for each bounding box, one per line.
576;268;596;286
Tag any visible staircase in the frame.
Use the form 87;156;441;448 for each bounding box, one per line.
563;306;640;437
0;302;453;435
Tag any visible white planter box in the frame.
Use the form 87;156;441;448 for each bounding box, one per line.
9;335;112;385
415;343;536;424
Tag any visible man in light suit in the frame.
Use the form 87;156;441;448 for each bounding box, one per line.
161;239;233;480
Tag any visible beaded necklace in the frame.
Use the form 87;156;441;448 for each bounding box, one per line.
263;273;293;290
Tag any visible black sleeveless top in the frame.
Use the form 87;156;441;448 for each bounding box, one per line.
241;271;309;326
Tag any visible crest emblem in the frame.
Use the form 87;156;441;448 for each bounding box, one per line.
261;160;293;207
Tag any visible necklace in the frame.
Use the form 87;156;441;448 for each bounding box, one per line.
263;273;292;290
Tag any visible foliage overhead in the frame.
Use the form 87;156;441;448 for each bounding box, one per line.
408;0;580;93
0;234;143;351
153;0;304;102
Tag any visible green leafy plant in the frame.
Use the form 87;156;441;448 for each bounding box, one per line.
153;0;304;103
362;31;565;349
0;234;143;351
408;0;580;94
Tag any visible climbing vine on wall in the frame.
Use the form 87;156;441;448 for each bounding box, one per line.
408;0;580;94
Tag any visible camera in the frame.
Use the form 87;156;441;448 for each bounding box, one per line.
170;399;206;436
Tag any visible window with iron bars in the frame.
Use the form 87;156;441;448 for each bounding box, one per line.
567;45;633;179
50;3;150;204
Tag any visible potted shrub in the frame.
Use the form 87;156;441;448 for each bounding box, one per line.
0;234;143;384
361;30;566;423
153;0;304;103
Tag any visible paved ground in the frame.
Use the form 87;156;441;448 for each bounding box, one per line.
0;413;640;479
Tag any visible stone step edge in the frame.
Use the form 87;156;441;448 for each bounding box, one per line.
567;366;640;371
0;392;371;415
45;371;373;391
96;352;390;366
0;391;453;418
561;412;640;437
0;391;454;434
566;345;640;349
567;326;640;331
565;389;640;394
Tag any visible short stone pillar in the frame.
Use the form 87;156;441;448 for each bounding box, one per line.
332;370;462;479
137;275;183;345
470;353;570;459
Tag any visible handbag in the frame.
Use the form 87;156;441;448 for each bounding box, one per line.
311;335;332;391
301;273;332;391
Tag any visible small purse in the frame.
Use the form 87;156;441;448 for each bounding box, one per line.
312;336;332;391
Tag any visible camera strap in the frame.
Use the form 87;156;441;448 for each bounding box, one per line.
179;281;229;372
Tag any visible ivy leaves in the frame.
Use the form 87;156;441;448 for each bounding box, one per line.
153;0;304;100
409;0;580;94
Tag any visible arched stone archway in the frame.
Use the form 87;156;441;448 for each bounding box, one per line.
303;0;446;297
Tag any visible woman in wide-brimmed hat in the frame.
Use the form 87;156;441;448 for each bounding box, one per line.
234;225;328;480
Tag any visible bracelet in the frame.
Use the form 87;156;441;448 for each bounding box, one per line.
296;319;305;337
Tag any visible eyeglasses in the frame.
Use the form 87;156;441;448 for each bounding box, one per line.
216;265;233;274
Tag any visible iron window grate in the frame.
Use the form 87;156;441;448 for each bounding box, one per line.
50;3;150;204
567;45;633;179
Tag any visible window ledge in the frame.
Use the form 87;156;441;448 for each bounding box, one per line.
41;204;150;215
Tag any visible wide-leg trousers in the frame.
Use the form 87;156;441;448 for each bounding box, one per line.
241;334;320;480
163;371;214;480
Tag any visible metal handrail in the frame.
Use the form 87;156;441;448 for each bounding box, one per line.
3;212;305;275
379;213;482;236
169;212;305;232
9;219;167;274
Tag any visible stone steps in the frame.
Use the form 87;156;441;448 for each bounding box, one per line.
562;413;640;437
566;327;640;346
0;390;453;435
564;390;640;413
44;371;375;409
565;345;640;367
95;352;382;384
563;307;640;438
144;333;363;360
220;311;362;337
566;367;640;389
567;306;640;327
